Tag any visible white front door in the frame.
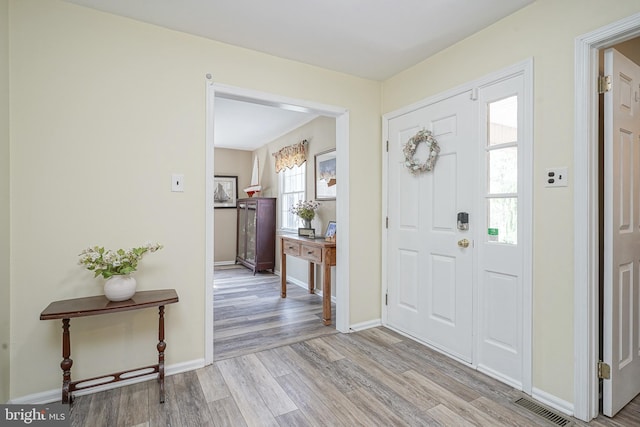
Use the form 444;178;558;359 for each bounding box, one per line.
386;91;475;362
603;48;640;417
384;63;532;391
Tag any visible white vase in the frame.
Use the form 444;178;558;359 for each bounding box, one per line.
104;275;137;302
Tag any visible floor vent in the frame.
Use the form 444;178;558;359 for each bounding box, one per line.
513;397;574;426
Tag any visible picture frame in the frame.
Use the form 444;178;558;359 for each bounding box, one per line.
213;175;238;209
298;228;315;238
315;149;336;200
324;221;336;238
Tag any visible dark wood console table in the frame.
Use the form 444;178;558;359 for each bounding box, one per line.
40;289;179;404
280;235;336;325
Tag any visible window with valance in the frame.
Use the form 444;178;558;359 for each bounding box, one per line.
273;140;308;173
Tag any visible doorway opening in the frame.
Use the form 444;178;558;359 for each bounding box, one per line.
597;38;640;417
573;12;640;422
204;81;350;365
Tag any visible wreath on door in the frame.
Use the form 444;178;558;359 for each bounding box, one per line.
403;129;440;175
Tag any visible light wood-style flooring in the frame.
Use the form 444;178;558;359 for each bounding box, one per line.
69;266;640;426
213;265;337;361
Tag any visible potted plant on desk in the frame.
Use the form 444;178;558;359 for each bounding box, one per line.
290;200;320;236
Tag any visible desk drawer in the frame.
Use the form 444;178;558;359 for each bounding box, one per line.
283;241;301;256
301;245;322;263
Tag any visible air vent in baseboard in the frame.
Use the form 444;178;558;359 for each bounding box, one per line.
513;397;573;426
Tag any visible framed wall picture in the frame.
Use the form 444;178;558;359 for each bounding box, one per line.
213;175;238;208
315;149;336;200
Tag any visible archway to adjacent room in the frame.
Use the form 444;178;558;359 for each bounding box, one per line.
204;80;350;365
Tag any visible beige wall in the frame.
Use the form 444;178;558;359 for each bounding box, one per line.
8;0;381;400
614;37;640;65
213;148;252;263
0;0;10;405
382;0;640;405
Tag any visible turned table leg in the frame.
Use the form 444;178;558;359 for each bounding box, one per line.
308;262;315;294
60;318;73;404
157;305;166;403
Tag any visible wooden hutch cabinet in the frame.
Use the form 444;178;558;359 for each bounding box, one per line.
236;197;276;273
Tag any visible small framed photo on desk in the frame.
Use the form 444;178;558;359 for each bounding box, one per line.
298;228;315;238
324;221;336;242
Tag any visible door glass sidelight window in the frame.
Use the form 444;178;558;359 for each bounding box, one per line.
486;95;518;244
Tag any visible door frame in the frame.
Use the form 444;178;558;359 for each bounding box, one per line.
204;79;351;365
381;59;533;393
573;12;640;422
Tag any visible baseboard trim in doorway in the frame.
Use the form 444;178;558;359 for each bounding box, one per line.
349;319;382;332
214;261;240;267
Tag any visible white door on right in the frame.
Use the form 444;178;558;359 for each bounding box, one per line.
603;48;640;417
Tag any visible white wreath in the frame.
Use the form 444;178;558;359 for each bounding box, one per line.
403;129;440;174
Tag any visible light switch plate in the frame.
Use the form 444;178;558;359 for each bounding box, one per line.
545;167;568;188
172;174;184;192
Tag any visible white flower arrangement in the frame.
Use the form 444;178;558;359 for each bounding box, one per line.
290;200;320;222
78;242;163;279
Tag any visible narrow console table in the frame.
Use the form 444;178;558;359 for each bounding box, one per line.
40;289;179;404
280;235;336;325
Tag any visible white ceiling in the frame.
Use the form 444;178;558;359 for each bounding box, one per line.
214;97;317;150
61;0;535;150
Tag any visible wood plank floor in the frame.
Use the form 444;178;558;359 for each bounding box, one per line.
69;266;640;426
213;265;337;361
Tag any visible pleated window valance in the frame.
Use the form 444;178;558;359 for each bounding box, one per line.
273;140;308;173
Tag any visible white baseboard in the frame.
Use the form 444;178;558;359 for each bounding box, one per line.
9;358;205;405
286;276;308;290
349;319;382;332
214;261;237;266
286;276;337;303
531;387;574;416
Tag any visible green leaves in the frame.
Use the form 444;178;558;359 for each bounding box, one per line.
78;243;163;281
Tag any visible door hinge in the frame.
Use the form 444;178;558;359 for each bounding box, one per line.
386;217;389;228
386;140;389;152
598;360;611;380
598;75;612;94
385;293;388;305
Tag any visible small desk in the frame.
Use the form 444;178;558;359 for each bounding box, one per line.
40;289;179;404
280;235;336;325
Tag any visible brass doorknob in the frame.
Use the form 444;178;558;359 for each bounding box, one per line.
458;239;470;248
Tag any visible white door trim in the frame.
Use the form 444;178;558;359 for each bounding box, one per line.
573;12;640;422
204;80;351;365
382;59;533;393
